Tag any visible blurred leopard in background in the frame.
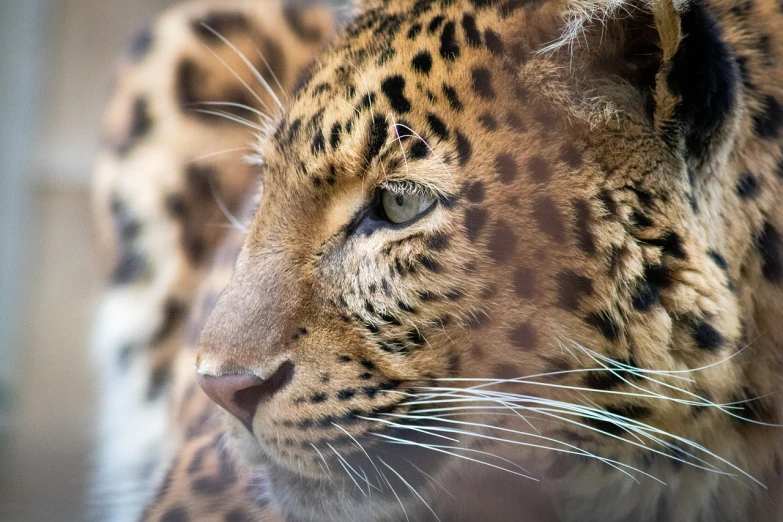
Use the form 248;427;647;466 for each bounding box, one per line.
93;0;783;520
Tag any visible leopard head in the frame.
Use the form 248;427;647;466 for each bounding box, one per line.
196;0;783;519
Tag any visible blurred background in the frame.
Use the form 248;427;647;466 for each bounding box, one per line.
0;1;178;520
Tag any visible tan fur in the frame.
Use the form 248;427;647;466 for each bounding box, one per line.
95;0;783;520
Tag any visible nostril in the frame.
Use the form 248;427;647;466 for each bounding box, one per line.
234;360;295;414
196;360;295;432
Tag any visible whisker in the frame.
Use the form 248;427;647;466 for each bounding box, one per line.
375;413;653;483
190;109;266;131
378;457;441;522
400;457;456;500
378;467;410;522
189;101;272;121
332;423;384;492
253;46;288;102
310;442;333;477
199;42;272;116
327;443;368;497
207;176;249;234
199;23;284;113
371;431;536;480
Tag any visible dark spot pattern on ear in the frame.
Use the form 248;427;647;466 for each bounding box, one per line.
667;0;738;156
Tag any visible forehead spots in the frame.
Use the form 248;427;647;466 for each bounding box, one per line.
455;131;473;166
357;92;376;111
428;15;445;33
471;67;495;99
426;113;449;140
329;122;342;149
494;153;518;184
411;51;433;74
478;112;499;131
572;199;596;255
442;84;463;111
462;14;481;47
440;20;460;60
487;220;518;263
508;322;537;350
484;29;505;56
632;274;660;311
381;75;411;114
365;114;389;165
311;130;326;154
532;197;567;243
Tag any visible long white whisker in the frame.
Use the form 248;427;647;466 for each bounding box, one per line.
190;109;265;131
310;442;332;477
371;431;536;480
332;423;383;491
378;468;409;522
374;414;652;483
254;46;288;102
190;101;271;121
327;443;368;497
378;457;441;522
200;23;284;112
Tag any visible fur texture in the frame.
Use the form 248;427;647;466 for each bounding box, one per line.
94;0;783;520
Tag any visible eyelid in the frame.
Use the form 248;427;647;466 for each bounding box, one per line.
378;180;436;200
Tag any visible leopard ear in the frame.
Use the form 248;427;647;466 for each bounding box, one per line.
552;0;739;159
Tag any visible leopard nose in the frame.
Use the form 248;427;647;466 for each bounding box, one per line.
196;361;295;432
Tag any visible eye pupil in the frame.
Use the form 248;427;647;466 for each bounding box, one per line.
380;187;435;225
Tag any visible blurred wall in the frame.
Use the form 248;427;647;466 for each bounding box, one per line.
39;0;180;186
0;0;50;424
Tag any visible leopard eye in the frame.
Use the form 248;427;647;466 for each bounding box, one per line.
381;188;435;224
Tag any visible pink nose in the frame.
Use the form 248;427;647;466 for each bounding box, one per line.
196;361;295;432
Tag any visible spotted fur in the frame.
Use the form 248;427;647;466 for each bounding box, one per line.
96;0;783;520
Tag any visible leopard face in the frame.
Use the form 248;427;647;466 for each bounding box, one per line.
195;0;783;520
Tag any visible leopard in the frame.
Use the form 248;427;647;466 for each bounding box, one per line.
92;0;783;520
